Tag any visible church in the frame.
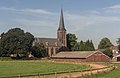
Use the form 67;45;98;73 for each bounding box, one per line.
33;9;67;57
33;9;111;62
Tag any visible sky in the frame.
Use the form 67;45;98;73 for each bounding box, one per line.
0;0;120;48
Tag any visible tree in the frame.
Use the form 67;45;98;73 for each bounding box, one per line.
85;40;95;51
85;40;91;51
89;40;95;50
79;40;95;51
0;28;34;57
117;38;120;53
31;43;47;58
72;42;80;51
73;40;95;51
67;33;77;51
59;46;69;52
79;40;85;51
98;37;113;49
102;48;113;58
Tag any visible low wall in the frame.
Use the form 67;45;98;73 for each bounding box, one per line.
52;58;86;62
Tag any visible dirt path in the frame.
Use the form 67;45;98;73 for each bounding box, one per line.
89;63;107;68
47;63;113;78
68;64;111;78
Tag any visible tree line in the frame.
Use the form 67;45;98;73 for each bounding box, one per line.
67;33;95;51
66;33;119;58
0;28;46;59
0;28;119;58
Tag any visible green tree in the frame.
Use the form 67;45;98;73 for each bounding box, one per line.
0;28;34;57
73;40;95;51
85;40;95;51
85;40;90;51
59;46;69;51
31;43;47;58
72;42;80;51
80;40;95;51
90;40;95;50
79;40;85;51
67;33;77;51
117;38;120;53
98;37;113;49
102;48;113;58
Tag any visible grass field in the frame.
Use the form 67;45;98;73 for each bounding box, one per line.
0;61;89;77
82;64;120;78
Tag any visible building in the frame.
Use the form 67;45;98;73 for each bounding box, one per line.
33;9;111;62
110;46;120;62
33;9;67;57
112;53;120;61
110;46;119;54
51;51;111;62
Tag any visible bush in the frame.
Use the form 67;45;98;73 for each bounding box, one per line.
0;57;13;61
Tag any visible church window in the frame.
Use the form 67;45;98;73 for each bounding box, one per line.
45;42;49;46
55;42;58;46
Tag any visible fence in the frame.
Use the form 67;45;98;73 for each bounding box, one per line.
0;64;115;78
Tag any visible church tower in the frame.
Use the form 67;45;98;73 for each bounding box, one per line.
57;9;67;47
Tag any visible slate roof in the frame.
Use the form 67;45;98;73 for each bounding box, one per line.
51;51;98;58
113;53;120;58
34;37;62;47
110;46;119;51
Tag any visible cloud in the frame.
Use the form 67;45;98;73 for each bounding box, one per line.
64;5;120;32
0;5;120;47
0;7;53;15
0;7;15;10
108;4;120;9
64;11;120;33
20;9;53;15
64;11;120;48
89;10;100;14
14;19;56;27
103;4;120;14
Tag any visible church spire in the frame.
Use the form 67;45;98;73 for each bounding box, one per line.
58;8;66;31
57;8;67;47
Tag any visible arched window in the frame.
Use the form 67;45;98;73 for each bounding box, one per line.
45;42;49;46
55;42;58;46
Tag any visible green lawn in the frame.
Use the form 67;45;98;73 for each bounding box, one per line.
0;61;89;77
82;64;120;78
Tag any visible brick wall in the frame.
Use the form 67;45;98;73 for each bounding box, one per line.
52;58;86;62
86;52;111;62
52;52;111;62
